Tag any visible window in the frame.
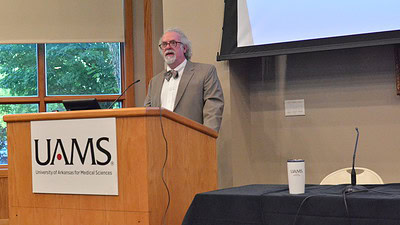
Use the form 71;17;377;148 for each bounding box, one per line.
46;43;121;96
0;43;124;165
0;44;37;97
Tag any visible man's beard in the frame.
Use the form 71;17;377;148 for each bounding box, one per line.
164;50;176;64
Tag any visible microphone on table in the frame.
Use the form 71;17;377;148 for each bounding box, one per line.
344;127;367;193
351;127;360;186
108;79;140;109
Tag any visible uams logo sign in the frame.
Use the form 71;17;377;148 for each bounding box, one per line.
34;137;112;166
290;169;304;176
290;169;304;174
31;118;118;195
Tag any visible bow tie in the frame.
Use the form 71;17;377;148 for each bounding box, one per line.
164;70;178;81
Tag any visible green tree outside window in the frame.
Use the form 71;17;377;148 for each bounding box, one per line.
0;43;122;165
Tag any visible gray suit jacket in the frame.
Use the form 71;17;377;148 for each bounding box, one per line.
144;61;224;132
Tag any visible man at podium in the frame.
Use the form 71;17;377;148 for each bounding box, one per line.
144;28;224;132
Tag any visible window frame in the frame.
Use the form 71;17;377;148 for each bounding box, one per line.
0;43;128;168
0;0;136;169
0;43;128;108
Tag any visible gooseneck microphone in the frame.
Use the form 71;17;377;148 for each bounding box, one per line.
344;127;368;194
108;79;140;109
351;127;360;186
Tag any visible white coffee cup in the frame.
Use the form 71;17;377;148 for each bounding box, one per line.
287;159;305;194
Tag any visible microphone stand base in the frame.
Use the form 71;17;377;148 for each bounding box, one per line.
343;185;368;194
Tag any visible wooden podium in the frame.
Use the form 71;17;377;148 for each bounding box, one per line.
4;107;218;225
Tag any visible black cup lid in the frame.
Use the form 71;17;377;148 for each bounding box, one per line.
287;159;304;162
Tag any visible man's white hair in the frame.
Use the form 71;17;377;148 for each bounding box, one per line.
158;28;192;60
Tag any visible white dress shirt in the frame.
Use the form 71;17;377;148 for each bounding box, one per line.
161;59;187;111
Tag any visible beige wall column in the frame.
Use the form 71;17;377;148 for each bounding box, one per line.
134;0;165;106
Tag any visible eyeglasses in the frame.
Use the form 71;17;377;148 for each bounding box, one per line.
159;40;183;49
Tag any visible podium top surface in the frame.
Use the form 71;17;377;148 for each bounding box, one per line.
4;107;218;138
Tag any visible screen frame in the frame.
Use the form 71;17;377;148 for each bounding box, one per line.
217;0;400;61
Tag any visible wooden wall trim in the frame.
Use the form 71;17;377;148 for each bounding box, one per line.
0;169;7;178
144;0;154;92
37;44;46;112
0;169;7;219
395;46;400;95
124;0;135;107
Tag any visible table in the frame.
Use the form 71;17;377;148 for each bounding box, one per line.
182;184;400;225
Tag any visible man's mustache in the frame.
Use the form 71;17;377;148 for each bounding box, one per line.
164;49;175;56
